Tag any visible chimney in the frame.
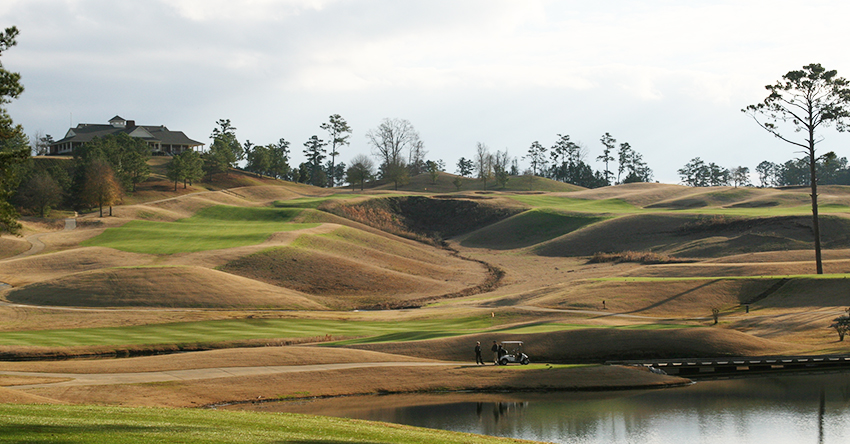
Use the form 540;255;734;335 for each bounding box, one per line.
127;120;136;128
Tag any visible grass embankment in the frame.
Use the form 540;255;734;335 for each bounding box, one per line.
82;206;318;254
532;213;850;258
461;209;608;249
0;404;532;444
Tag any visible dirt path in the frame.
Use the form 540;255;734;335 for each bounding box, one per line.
1;362;454;390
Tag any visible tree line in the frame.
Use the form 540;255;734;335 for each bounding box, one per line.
676;154;850;188
454;132;654;190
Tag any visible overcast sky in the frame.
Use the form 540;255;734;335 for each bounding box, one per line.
3;0;850;183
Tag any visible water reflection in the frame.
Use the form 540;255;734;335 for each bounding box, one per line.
234;372;850;443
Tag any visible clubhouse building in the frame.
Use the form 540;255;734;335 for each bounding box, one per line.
50;115;204;156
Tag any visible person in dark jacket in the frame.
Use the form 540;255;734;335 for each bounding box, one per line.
475;341;484;365
491;341;499;365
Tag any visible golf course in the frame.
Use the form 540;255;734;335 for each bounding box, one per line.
1;164;849;443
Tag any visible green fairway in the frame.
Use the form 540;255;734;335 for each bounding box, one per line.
82;206;318;254
507;195;850;217
0;317;693;348
596;274;850;283
490;322;696;334
0;404;523;444
0;317;496;347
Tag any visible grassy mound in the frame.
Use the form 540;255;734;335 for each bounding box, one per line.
221;247;433;298
647;188;760;209
758;277;850;308
83;205;318;254
461;209;608;249
0;247;153;287
5;266;324;309
526;277;780;315
219;228;482;308
533;214;850;258
348;327;792;362
565;182;697;207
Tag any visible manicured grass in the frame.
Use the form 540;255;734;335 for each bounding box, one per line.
0;404;525;444
508;195;850;217
0;317;496;347
491;322;695;335
82;206;318;254
0;317;693;348
506;363;592;370
596;274;850;283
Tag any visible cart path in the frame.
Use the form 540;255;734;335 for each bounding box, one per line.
1;361;456;390
4;216;77;262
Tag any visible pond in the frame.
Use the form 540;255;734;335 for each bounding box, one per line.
229;372;850;443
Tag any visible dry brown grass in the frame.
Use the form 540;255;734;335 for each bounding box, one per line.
0;247;153;287
6;266;325;310
347;327;796;363
563;182;698;207
533;213;850;259
588;251;689;264
0;237;29;259
20;364;687;408
0;386;64;404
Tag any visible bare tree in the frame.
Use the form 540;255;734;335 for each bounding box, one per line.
475;142;493;190
366;118;420;172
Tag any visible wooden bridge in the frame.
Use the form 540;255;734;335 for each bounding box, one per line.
607;355;850;377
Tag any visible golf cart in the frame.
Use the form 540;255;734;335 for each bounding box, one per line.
497;341;530;365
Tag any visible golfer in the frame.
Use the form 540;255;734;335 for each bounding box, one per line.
475;341;484;365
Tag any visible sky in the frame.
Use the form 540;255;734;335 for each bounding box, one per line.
3;0;850;184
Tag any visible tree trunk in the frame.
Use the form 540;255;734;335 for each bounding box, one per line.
809;134;824;274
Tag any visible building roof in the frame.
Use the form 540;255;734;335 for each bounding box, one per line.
53;117;203;148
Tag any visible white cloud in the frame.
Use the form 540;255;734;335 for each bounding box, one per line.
5;0;850;183
166;0;337;22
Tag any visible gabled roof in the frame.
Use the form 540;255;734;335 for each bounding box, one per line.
53;118;203;147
